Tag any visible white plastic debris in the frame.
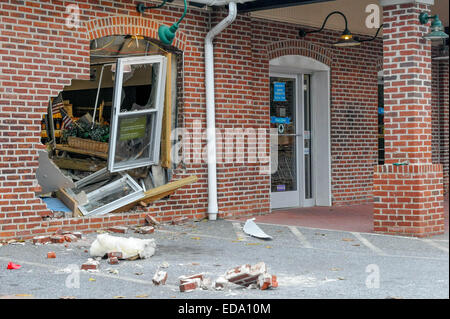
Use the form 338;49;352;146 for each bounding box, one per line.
243;218;272;240
89;233;156;260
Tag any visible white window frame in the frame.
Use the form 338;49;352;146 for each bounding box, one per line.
108;55;168;172
78;173;144;216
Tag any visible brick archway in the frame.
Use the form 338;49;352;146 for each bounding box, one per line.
86;15;187;52
267;39;332;67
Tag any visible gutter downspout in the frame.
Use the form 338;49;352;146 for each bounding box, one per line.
205;2;237;221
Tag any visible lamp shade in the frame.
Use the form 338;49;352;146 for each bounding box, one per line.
333;37;361;47
419;13;449;41
158;23;179;45
334;29;360;47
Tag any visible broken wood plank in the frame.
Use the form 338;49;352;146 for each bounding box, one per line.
55;144;108;159
55;188;82;217
112;175;198;213
161;52;172;169
52;158;106;172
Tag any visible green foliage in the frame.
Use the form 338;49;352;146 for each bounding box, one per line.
62;121;109;144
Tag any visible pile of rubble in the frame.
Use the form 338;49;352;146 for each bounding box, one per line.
177;262;278;293
22;220;278;294
32;231;83;245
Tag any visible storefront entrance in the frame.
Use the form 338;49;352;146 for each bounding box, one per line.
270;73;314;208
269;55;332;209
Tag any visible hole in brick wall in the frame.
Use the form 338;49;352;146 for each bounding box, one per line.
36;35;183;221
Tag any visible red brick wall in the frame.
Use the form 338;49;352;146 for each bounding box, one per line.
373;164;444;237
373;2;444;237
0;1;447;240
250;17;382;206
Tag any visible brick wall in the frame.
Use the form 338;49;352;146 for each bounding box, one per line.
373;2;444;237
250;18;382;206
0;1;447;240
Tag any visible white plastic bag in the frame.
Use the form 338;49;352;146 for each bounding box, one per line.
89;233;156;259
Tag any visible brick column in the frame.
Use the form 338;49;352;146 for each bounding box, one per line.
439;59;449;193
374;0;445;237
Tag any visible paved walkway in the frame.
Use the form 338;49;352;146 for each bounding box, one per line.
233;198;449;237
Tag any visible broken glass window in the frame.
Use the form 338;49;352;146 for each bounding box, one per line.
108;55;167;172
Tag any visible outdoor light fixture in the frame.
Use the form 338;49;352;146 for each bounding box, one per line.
137;0;187;46
356;25;383;44
299;11;360;47
419;12;449;41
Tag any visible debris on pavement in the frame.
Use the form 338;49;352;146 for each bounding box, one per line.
32;236;52;245
107;257;119;265
172;216;189;225
242;218;272;240
213;276;229;290
50;235;65;243
108;226;128;234
179;273;205;292
89;233;156;260
81;258;100;271
107;252;123;259
152;270;168;285
224;262;277;290
47;252;56;259
6;262;21;270
145;214;160;226
135;226;155;234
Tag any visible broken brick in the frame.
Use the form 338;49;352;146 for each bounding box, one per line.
47;252;56;259
81;259;99;270
214;276;228;290
107;257;119;265
50;235;65;244
225;262;268;287
171;216;189;225
135;226;155;234
71;232;83;239
152;271;168;285
145;214;160;226
32;236;51;245
63;234;78;242
258;273;277;290
179;278;202;292
179;273;204;285
108;226;128;234
107;252;123;259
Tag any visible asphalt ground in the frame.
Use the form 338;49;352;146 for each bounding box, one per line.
0;219;448;299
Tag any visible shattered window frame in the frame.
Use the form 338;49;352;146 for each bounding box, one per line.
78;173;144;216
108;55;168;172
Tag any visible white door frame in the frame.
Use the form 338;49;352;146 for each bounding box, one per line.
270;55;332;209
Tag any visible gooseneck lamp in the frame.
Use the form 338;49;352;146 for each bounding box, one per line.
419;12;449;40
137;0;188;45
357;25;383;44
299;11;360;47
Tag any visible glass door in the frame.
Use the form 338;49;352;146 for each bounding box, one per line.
270;75;300;209
270;73;315;209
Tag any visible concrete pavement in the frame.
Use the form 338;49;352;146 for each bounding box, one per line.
0;219;448;299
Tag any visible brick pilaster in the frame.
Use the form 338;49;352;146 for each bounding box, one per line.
374;1;445;237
